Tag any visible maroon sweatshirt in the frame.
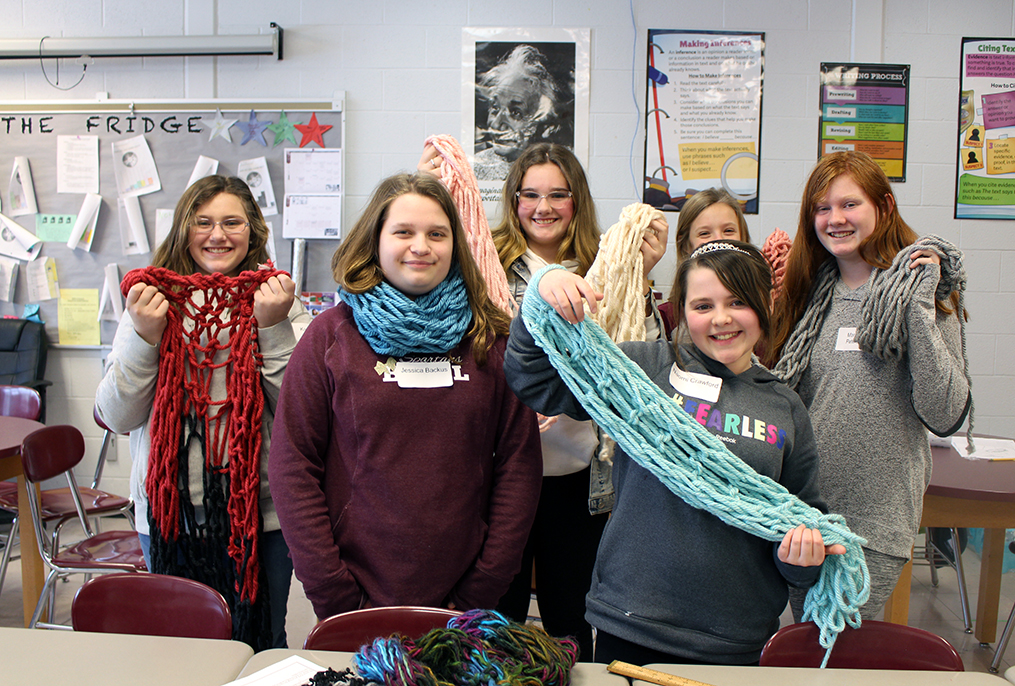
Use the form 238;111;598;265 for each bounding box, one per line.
269;303;541;619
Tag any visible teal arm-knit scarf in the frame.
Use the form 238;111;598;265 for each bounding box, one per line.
522;264;870;667
340;266;472;356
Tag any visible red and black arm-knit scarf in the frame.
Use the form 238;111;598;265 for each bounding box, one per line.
121;265;280;651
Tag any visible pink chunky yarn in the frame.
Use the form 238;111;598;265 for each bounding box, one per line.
425;134;514;315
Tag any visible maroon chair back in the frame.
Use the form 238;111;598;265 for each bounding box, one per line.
72;573;232;639
0;384;41;420
304;606;462;651
759;620;964;671
21;425;85;484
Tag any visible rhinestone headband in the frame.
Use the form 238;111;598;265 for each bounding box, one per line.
689;241;750;259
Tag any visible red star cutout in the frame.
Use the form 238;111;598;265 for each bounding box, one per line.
294;112;332;148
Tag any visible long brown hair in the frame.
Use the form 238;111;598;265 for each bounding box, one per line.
769;151;958;364
675;188;751;261
152;175;270;275
331;173;510;365
492;143;599;276
669;241;773;360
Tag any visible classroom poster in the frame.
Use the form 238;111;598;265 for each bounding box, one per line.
643;30;764;214
818;63;910;181
461;27;591;205
955;37;1015;219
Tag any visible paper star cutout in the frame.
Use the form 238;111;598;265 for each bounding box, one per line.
267;110;299;148
294;112;332;148
208;109;237;143
237;109;271;146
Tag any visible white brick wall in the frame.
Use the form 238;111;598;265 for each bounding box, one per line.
6;0;1012;482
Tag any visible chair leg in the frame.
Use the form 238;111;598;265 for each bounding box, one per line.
28;569;59;629
927;532;940;587
0;515;17;595
951;527;973;634
991;602;1015;672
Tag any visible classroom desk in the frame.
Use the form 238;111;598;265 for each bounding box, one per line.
635;663;1008;685
236;649;628;685
0;626;254;686
883;439;1015;644
0;415;46;626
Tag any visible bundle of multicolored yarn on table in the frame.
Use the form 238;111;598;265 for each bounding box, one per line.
303;609;578;686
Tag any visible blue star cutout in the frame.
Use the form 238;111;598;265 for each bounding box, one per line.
267;110;300;148
238;109;271;146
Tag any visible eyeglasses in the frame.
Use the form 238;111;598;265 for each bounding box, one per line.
515;191;573;209
190;218;249;234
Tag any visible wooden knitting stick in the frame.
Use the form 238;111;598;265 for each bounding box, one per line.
607;661;717;686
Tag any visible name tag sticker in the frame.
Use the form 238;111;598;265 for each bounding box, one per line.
669;364;722;403
394;360;453;388
836;327;861;351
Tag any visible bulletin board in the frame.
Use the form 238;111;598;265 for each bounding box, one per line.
0;95;345;344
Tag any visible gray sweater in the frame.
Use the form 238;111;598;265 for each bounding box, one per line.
795;266;970;559
505;316;827;664
95;297;309;536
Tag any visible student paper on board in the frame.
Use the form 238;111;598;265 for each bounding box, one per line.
239;156;278;216
0;256;18;302
111;135;162;197
117;195;150;255
187;155;220;188
8;157;39;216
0;213;43;261
154;208;174;247
27;256;59;301
98;263;124;322
57;288;100;345
68;193;102;251
57;134;99;194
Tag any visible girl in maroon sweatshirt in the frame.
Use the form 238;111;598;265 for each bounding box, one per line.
268;172;542;621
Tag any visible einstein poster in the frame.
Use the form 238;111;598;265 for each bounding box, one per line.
462;27;590;204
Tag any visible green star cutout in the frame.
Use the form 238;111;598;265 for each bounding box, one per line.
267;110;300;148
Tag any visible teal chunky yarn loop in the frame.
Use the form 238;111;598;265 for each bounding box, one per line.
522;265;870;667
340;266;472;357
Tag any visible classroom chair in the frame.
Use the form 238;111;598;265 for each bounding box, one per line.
759;620;964;671
0;319;51;422
72;573;232;640
0;385;42;594
0;399;135;598
19;424;146;629
303;606;462;651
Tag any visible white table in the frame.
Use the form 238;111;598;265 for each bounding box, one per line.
237;648;628;685
0;626;253;686
635;663;1009;685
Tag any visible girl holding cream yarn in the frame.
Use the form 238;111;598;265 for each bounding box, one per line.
489;143;668;661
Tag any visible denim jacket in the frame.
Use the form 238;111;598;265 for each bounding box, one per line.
507;258;665;515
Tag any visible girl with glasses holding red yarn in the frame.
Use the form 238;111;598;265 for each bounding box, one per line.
95;175;310;651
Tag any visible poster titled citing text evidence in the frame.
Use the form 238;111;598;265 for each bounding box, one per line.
955;37;1015;219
